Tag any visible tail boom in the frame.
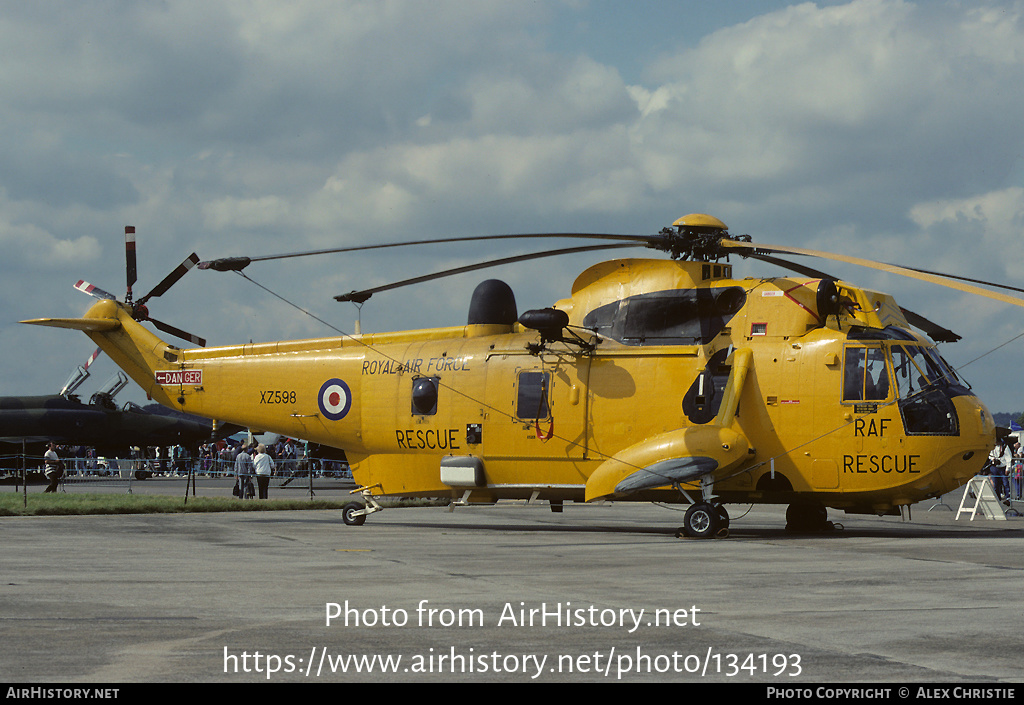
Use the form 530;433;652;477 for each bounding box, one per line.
24;298;182;407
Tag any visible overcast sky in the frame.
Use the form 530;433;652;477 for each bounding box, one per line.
3;0;1024;415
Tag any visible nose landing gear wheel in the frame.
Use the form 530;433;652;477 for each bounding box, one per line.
342;502;367;526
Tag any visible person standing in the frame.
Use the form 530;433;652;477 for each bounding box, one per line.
43;442;63;493
1013;442;1023;501
253;444;275;500
234;444;254;499
173;444;187;476
988;439;1011;501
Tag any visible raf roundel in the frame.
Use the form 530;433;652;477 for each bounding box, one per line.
318;379;352;421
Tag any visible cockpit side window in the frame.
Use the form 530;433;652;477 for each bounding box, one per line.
843;346;890;402
924;347;961;386
891;345;932;399
890;344;960;435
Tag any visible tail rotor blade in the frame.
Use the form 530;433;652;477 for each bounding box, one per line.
125;226;138;301
74;280;118;301
146;316;207;347
59;347;104;397
83;346;103;371
138;253;200;305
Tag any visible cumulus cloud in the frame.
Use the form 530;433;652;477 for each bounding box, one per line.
234;0;1024;251
4;0;1024;411
909;187;1024;279
631;0;1024;221
0;218;100;267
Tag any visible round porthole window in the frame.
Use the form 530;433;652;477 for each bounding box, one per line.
411;377;439;415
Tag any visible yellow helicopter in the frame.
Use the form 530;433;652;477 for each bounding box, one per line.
23;215;1019;538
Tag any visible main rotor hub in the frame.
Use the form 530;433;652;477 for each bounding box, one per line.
672;213;729;231
651;213;750;262
131;302;150;322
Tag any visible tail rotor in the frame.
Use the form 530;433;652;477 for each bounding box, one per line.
74;226;207;347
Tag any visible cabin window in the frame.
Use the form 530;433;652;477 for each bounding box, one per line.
581;287;746;346
516;371;550;420
843;346;890;401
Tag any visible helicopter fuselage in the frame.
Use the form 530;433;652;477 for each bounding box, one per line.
39;257;992;518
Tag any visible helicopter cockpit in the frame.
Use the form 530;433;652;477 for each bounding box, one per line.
843;326;969;436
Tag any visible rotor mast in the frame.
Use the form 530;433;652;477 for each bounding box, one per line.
650;213;751;262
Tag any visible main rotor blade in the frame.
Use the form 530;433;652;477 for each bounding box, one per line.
335;243;642;303
724;240;1024;309
744;251;961;343
201;232;655;271
752;245;1024;298
137;253;200;305
894;264;1024;296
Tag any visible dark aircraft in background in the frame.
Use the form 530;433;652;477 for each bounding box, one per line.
0;348;240;469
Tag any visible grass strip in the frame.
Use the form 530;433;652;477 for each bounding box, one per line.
0;493;349;517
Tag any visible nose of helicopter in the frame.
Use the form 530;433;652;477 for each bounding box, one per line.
888;391;997;508
942;393;997;489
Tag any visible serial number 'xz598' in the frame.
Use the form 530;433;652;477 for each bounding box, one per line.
261;390;297;404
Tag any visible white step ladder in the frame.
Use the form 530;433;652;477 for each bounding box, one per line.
955;476;1007;521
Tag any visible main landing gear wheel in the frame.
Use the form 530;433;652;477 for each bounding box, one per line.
342;502;366;526
677;502;729;539
785;502;837;533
